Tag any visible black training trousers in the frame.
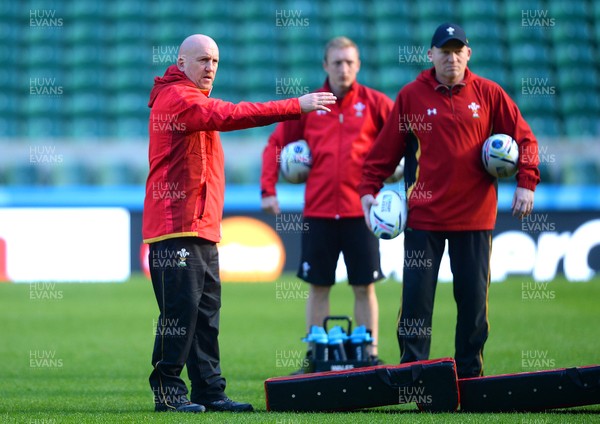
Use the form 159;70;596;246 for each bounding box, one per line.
148;237;226;407
398;229;492;378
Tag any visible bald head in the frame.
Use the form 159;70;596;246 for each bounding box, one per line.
177;34;219;90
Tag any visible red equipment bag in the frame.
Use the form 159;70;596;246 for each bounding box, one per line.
459;364;600;412
265;358;459;412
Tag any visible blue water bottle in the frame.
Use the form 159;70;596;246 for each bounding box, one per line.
327;325;348;361
302;325;328;361
348;325;373;361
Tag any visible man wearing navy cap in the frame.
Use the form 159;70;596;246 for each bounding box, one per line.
359;23;540;378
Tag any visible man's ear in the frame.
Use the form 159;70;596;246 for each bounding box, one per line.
177;55;185;71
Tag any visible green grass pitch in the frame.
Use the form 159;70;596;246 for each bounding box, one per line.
0;273;599;423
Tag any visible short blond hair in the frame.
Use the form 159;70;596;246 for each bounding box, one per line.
324;36;359;62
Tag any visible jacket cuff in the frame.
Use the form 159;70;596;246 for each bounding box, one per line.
261;188;276;198
516;175;539;192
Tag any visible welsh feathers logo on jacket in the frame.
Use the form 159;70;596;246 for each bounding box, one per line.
468;102;481;118
353;102;366;117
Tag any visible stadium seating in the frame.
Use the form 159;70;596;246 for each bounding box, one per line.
2;0;599;185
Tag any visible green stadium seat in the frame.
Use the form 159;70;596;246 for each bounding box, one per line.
525;115;562;137
242;67;280;97
278;42;320;67
65;1;104;19
329;1;366;18
112;116;148;139
459;0;501;21
110;92;148;116
368;1;411;21
469;42;507;68
0;116;18;138
109;43;151;69
63;44;107;68
104;20;150;44
372;20;413;46
377;66;418;94
413;1;457;22
506;23;549;44
559;91;600;116
23;24;63;45
105;1;149;20
104;68;146;93
549;0;590;20
4;162;43;185
504;0;545;21
64;116;110;139
23;115;63;138
537;161;559;184
231;22;275;45
556;66;599;90
148;1;193;20
469;65;510;89
554;43;595;66
550;20;594;42
465;20;503;45
560;158;600;184
508;42;551;67
22;45;62;67
324;19;369;41
62;20;108;45
564;115;599;138
593;1;600;21
515;91;558;116
65;91;107;117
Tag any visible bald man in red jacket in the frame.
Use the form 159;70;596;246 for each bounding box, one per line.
144;34;335;413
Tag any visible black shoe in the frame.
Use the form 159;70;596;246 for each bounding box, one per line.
155;398;205;413
203;397;254;412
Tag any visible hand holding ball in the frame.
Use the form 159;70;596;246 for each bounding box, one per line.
368;190;407;240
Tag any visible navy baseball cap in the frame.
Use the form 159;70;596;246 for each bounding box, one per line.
431;23;469;48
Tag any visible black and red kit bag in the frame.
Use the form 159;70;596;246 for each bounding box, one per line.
265;357;459;412
459;364;600;412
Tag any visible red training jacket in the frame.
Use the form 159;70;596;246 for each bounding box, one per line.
261;80;393;218
358;67;540;231
143;65;302;243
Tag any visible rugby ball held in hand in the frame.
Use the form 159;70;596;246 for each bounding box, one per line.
369;190;407;240
482;133;519;178
280;140;312;183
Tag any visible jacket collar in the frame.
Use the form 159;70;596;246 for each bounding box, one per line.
149;65;211;107
418;67;471;95
323;78;358;106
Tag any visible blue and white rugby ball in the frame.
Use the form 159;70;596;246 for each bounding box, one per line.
482;134;519;178
280;140;312;184
369;190;407;240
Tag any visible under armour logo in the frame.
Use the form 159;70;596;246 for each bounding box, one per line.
427;108;437;115
446;27;455;35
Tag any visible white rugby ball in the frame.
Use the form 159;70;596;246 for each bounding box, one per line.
482;134;519;178
280;140;312;184
369;190;407;240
